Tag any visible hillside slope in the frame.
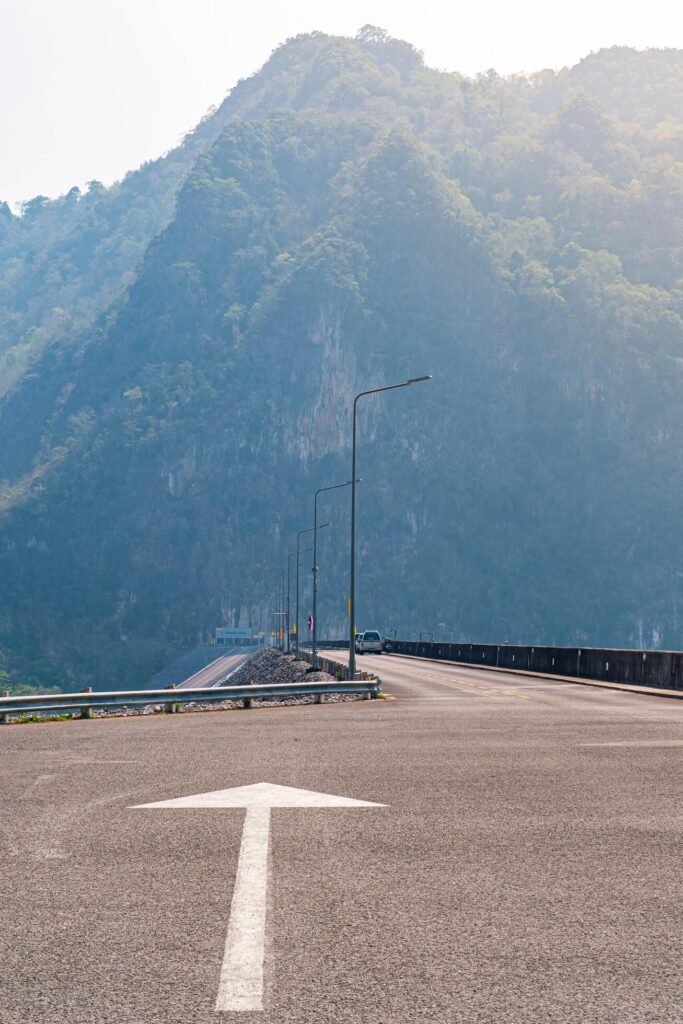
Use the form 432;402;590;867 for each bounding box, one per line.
1;29;682;690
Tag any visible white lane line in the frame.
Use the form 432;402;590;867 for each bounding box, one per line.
215;806;270;1013
581;740;683;747
23;773;56;798
177;651;235;689
212;654;251;688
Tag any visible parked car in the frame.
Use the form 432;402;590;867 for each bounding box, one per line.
355;629;382;654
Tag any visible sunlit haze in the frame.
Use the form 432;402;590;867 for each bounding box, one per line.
1;0;682;206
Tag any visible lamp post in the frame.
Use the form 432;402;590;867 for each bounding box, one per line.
287;548;312;654
296;523;330;656
287;553;295;654
273;571;289;650
272;610;287;649
273;588;278;649
272;597;287;650
312;480;358;670
348;375;431;680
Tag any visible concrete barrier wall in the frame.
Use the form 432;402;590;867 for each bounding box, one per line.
391;641;683;691
298;648;376;683
299;640;350;650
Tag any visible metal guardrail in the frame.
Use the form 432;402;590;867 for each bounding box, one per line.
0;679;381;723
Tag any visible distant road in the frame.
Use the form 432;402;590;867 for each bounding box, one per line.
1;646;680;1023
175;646;255;689
328;647;683;711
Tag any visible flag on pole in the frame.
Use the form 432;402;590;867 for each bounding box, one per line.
307;612;313;632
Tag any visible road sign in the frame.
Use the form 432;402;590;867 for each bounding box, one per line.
132;782;385;1012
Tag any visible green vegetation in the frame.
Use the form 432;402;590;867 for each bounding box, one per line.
0;29;682;690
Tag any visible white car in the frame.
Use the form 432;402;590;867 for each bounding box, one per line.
355;629;382;654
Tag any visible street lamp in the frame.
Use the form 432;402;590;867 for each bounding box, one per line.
296;523;330;656
274;571;287;651
312;480;359;670
272;603;287;649
348;375;431;679
281;569;286;650
287;548;312;654
287;553;295;653
274;585;279;648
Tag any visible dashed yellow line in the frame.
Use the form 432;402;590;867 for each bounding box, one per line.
411;669;530;699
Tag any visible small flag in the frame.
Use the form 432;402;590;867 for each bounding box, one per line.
307;612;313;632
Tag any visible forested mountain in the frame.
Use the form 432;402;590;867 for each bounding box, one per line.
1;27;682;692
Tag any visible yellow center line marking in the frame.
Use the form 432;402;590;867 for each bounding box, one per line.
410;669;532;700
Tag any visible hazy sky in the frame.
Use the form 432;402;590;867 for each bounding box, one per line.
1;0;681;207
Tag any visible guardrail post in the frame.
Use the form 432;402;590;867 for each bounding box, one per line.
80;687;93;719
165;684;179;713
0;690;9;724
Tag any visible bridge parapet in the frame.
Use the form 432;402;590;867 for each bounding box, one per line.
390;641;683;691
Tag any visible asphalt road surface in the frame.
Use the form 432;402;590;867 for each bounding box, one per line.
1;652;681;1024
175;648;254;689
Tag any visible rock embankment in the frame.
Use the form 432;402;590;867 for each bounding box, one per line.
109;648;356;716
174;648;362;713
227;647;335;687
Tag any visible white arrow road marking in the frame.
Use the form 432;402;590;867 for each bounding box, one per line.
132;783;386;1013
216;805;270;1011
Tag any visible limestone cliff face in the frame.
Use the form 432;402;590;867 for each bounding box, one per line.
288;307;358;464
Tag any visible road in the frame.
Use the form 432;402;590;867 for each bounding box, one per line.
330;646;683;710
175;647;255;689
1;652;681;1023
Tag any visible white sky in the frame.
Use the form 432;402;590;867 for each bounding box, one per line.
1;0;681;208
